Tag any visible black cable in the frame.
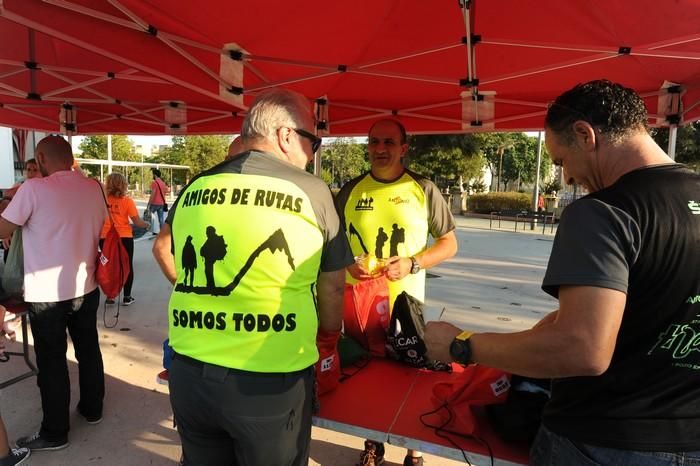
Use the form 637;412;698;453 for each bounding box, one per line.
417;367;496;466
102;296;120;329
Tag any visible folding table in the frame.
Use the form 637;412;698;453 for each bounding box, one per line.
313;358;529;466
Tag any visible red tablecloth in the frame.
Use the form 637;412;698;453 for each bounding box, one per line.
315;358;529;465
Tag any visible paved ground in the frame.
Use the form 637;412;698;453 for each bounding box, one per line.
0;212;557;465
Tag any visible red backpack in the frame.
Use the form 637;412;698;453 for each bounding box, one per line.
95;181;130;300
342;276;390;357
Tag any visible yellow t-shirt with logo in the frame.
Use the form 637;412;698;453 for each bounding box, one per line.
166;151;353;372
336;170;455;308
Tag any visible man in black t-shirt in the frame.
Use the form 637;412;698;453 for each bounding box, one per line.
425;80;700;465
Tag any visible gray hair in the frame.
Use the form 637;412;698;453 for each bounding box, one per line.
241;88;312;141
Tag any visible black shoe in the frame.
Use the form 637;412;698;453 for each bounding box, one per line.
122;296;135;306
403;456;424;466
0;447;30;466
78;404;103;425
16;432;68;451
358;440;385;466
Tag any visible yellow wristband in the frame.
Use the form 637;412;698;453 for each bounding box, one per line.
455;330;473;341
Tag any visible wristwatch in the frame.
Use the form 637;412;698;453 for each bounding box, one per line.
449;330;473;364
409;256;421;274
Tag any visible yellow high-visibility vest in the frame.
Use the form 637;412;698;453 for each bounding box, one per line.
168;171;324;372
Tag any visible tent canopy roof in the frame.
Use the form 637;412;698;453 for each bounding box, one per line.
1;0;699;136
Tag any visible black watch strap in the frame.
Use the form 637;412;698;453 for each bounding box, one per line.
449;331;473;364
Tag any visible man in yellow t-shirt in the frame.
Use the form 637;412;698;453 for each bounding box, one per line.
153;88;352;466
335;119;458;466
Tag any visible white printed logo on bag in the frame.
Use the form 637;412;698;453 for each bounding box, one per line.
321;355;335;372
375;299;390;324
491;375;511;397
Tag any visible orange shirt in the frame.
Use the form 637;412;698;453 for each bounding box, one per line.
100;195;138;238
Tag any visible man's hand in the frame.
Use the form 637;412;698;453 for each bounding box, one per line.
347;261;374;280
425;321;464;363
384;256;411;281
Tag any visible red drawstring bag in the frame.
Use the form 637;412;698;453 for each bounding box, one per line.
315;328;341;395
428;365;511;436
96;224;130;300
95;181;130;300
342;277;390;357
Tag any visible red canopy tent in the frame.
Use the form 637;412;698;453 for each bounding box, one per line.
0;0;699;137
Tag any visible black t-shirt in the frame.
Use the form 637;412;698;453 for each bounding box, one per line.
542;164;700;451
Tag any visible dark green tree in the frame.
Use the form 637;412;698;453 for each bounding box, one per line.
500;133;551;191
651;122;700;169
474;132;550;191
473;133;515;191
78;135;138;161
408;134;485;189
77;135;138;179
319;138;369;187
155;135;231;178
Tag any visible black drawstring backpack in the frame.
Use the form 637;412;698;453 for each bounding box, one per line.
385;291;451;372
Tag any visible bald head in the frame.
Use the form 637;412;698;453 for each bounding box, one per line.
35;135;73;176
368;118;407;144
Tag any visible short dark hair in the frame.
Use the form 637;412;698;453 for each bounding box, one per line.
368;119;407;144
152;168;161;178
545;80;649;144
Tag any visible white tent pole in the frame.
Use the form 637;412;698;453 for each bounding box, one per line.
533;132;543;210
107;134;113;174
668;126;678;160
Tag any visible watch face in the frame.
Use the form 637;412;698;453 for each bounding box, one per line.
449;338;470;364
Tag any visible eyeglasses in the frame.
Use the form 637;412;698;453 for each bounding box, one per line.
293;128;322;153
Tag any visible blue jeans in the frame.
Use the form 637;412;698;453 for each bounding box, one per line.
530;425;700;466
28;288;104;441
149;204;165;228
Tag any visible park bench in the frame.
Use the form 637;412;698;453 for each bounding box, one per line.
490;209;557;234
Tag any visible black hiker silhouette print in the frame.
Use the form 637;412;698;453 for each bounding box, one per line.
389;223;405;257
182;235;197;287
200;226;228;290
175;227;295;296
348;222;369;254
375;227;388;258
348;222;406;259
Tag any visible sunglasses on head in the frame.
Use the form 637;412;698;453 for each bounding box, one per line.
293;128;322;153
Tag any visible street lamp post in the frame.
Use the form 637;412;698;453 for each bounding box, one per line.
497;146;504;192
141;152;144;196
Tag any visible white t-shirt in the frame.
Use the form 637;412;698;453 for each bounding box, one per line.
1;170;107;302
